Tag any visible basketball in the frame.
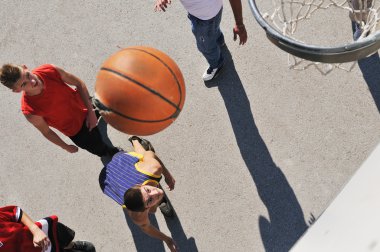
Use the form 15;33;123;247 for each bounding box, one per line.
94;46;186;136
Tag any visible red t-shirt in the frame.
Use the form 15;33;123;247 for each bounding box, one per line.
21;64;87;136
0;206;60;252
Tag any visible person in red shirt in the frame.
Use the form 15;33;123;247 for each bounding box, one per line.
0;64;119;157
0;205;95;252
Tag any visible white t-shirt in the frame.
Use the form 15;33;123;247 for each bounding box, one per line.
180;0;223;20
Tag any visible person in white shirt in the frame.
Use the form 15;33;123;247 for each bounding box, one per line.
155;0;248;81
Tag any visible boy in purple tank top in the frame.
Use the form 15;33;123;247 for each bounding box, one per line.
99;136;178;252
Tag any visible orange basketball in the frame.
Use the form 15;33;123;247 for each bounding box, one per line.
94;46;186;136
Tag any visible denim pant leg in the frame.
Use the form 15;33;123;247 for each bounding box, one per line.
351;21;362;40
188;8;224;69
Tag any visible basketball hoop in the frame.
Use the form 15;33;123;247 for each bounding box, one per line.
249;0;380;74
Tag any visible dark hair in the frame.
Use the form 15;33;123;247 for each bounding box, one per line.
124;185;145;212
0;64;21;89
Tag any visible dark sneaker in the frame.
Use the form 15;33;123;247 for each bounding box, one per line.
128;136;155;152
159;194;175;217
71;240;96;252
202;65;223;81
140;138;155;152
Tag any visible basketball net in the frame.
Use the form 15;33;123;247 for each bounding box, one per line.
262;0;380;74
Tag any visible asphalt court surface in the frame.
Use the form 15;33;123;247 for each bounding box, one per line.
1;1;380;251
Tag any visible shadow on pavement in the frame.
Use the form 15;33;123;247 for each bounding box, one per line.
124;212;166;252
205;46;308;251
351;21;380;113
357;53;380;113
123;208;198;252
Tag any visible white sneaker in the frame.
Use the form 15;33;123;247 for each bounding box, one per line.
202;65;223;81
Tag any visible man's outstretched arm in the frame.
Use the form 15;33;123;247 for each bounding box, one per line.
133;215;178;252
154;155;175;191
25;114;78;153
131;139;175;190
229;0;248;45
54;65;98;131
21;211;51;251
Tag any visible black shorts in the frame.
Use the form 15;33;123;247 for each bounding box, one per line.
69;118;119;157
56;222;75;250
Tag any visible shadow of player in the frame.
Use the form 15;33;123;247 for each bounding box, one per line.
205;45;309;251
123;207;198;252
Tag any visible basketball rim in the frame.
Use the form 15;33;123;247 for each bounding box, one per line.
248;0;380;63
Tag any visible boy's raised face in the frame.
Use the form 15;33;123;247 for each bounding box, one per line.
140;185;164;209
12;65;42;93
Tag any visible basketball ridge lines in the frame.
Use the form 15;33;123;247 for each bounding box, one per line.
97;64;182;122
126;47;184;106
93;96;180;123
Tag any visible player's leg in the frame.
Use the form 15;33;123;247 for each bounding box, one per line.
188;8;224;80
56;222;95;252
70;122;119;157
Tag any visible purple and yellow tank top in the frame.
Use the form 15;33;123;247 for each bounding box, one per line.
100;152;161;205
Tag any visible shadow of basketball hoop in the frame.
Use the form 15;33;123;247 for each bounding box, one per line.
210;45;308;251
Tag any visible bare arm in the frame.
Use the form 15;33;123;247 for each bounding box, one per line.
133;215;178;251
25;114;78;153
132;139;163;174
229;0;248;45
154;0;172;12
21;211;51;251
131;140;175;190
155;155;175;191
54;65;98;131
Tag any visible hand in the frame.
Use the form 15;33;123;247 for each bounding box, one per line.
154;0;171;12
32;229;51;251
64;144;79;153
164;173;175;191
164;237;178;252
233;24;247;45
86;109;98;131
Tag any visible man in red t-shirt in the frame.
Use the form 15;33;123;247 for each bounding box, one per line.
0;64;119;157
0;205;95;252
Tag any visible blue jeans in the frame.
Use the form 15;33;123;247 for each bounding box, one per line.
351;21;360;41
188;8;224;69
